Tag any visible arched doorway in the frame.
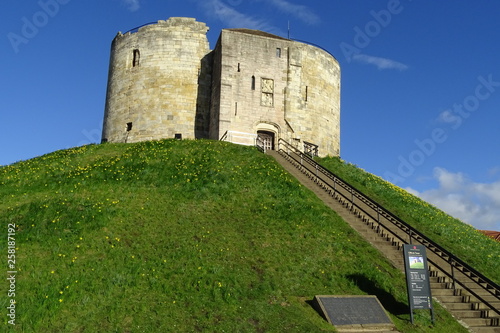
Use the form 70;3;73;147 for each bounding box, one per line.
257;130;275;151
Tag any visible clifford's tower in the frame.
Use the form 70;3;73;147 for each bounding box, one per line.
102;17;341;157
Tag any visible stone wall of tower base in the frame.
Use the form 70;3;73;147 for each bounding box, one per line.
102;18;211;143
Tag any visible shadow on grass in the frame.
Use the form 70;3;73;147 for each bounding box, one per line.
306;298;328;324
347;273;408;316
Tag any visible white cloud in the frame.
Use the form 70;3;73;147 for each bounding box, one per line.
488;166;500;177
202;0;281;34
123;0;140;12
267;0;320;25
352;53;408;71
407;167;500;231
199;0;320;36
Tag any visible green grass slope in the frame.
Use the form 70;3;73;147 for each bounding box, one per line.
0;140;472;332
316;156;500;284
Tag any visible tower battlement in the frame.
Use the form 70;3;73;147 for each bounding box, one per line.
116;17;209;37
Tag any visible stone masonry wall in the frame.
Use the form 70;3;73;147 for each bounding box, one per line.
209;30;289;146
102;17;211;143
210;29;340;156
288;43;341;156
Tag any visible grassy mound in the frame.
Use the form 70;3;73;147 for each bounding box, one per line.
1;140;471;332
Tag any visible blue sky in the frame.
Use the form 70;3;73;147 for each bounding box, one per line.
2;0;500;231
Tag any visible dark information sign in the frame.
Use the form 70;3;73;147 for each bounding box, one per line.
403;244;434;323
314;295;393;326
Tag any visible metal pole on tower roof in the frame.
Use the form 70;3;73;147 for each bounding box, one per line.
288;20;290;39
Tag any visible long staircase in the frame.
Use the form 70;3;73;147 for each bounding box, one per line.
266;139;500;333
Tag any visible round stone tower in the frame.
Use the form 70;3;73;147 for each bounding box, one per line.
101;17;211;143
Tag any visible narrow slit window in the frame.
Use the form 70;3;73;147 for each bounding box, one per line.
237;63;241;72
305;86;309;102
276;48;281;58
132;49;140;67
251;76;256;90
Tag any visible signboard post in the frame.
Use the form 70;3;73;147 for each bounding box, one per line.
403;244;434;324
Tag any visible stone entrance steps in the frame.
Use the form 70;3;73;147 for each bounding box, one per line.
267;150;500;333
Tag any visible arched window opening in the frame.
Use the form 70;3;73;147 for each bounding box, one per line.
251;76;256;90
132;49;140;67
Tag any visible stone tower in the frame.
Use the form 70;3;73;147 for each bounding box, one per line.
102;17;212;143
102;17;341;157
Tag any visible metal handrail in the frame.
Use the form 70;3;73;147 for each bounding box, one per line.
256;136;265;153
303;141;319;157
277;138;500;316
219;130;228;142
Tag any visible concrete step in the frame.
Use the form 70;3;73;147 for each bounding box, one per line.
437;295;468;304
465;327;500;333
370;241;400;250
432;288;459;297
441;302;489;310
462;317;500;327
430;275;452;282
461;294;500;304
452;309;490;318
